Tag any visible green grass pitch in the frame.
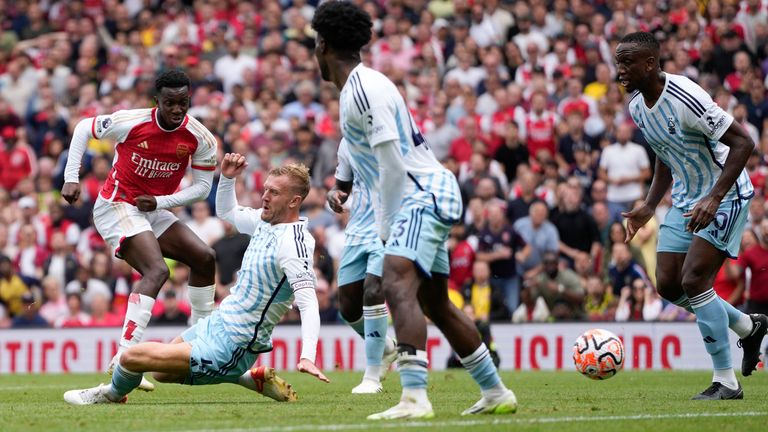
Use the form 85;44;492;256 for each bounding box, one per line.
2;370;767;431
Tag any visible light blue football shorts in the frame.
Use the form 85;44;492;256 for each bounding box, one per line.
385;204;451;278
657;197;751;259
181;312;257;385
338;240;384;287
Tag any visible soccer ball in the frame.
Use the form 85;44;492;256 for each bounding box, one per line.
572;328;625;380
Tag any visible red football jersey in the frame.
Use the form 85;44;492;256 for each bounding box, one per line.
91;109;217;205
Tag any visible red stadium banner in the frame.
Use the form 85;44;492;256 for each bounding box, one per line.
0;323;749;374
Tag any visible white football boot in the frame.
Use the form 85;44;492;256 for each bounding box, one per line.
367;397;434;420
63;384;127;405
351;378;383;394
461;389;518;416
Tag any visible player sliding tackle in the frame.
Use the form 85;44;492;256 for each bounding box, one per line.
62;70;219;391
617;32;768;400
313;1;516;419
327;138;398;394
64;157;329;405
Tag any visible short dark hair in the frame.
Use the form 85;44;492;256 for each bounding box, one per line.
311;1;372;53
619;31;660;54
155;69;191;92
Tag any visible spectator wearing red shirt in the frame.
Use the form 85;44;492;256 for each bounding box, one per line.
524;91;557;161
54;291;91;328
0;126;35;192
735;220;768;315
713;259;746;308
450;120;490;164
87;292;122;327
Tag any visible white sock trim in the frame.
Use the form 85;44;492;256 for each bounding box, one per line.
460;344;490;369
363;304;388;319
733;313;753;339
689;289;717;309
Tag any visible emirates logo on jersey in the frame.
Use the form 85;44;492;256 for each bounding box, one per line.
176;144;190;159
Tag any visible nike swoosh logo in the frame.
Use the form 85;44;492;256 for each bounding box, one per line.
752;321;762;336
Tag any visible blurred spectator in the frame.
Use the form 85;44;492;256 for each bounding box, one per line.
607;242;653;297
8;195;47;248
557;109;597;170
186;201;224;246
511;281;551;323
87;292;121;327
529;252;585;321
601;221;646;275
281;80;325;124
448;224;477;290
43;231;79;288
65;265;111;311
713;258;746;308
461;261;493;323
425;105;460;161
212;220;251;289
0;126;35;192
214;39;257;94
13;223;48;287
506;168;539;224
549;184;600;266
12;291;48;328
735;220;768;315
152;290;189;326
524;91;557;161
615;278;662;322
54;291;90;328
583;275;616;321
315;273;337;323
476;203;524;315
514;201;560;279
39;275;67;325
493;122;529;183
598;123;651;213
0;254;29;317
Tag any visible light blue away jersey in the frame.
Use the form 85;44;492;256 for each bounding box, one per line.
628;73;753;211
339;63;462;225
217;207;316;352
335;138;379;246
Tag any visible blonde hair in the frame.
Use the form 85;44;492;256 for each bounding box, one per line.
269;163;311;199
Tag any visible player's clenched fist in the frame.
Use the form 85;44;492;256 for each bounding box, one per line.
61;182;81;204
221;153;248;179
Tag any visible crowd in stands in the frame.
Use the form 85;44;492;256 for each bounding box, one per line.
1;0;768;329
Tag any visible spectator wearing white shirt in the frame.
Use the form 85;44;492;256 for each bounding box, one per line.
214;39;257;94
186;201;225;246
598;123;651;212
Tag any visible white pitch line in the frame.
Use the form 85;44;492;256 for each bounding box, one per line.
0;384;67;391
171;411;768;432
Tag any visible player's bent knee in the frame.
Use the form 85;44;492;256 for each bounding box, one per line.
119;348;146;371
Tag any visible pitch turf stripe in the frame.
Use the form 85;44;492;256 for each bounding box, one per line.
174;411;768;432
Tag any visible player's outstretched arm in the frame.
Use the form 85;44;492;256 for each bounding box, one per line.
294;288;329;383
215;153;260;234
623;157;671;243
62;118;94;204
684;122;754;232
